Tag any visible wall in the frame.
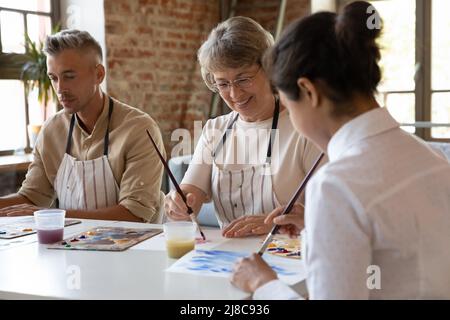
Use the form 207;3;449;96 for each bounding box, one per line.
104;0;310;154
104;0;219;152
60;0;107;90
311;0;336;13
234;0;310;37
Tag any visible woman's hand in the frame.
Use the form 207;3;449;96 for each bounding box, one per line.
231;253;278;293
222;215;272;238
264;203;305;238
164;190;197;221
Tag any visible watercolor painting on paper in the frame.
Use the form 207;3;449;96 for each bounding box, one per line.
166;249;305;285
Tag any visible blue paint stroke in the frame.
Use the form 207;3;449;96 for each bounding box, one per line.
178;249;298;276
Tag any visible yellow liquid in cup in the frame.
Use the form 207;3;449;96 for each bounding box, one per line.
166;239;195;259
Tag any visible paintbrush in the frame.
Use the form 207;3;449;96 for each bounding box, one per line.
257;152;325;256
146;130;206;241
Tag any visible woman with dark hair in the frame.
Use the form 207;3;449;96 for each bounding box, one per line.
231;1;450;299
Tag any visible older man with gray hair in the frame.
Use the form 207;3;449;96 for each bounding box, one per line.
0;29;165;222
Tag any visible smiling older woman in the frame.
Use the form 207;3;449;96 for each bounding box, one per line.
164;16;324;238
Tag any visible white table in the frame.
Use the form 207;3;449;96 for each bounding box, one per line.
0;217;306;300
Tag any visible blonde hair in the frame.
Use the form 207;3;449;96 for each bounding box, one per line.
198;16;274;91
44;29;103;62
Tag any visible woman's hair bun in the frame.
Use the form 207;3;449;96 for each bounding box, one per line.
334;1;382;96
335;1;382;47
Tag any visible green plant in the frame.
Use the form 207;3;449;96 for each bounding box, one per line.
21;25;60;120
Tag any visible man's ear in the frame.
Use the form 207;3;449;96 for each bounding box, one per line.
297;77;319;108
96;64;106;84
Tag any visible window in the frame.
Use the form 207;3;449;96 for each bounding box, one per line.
431;0;450;139
338;0;450;141
0;0;60;154
371;0;416;134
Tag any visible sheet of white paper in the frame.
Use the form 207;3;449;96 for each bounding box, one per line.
166;249;306;285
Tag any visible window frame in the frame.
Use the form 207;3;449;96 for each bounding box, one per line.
336;0;450;142
0;0;60;155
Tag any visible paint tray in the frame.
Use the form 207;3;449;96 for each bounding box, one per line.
47;227;162;251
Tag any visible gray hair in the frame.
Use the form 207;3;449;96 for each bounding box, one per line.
198;16;274;91
44;29;103;62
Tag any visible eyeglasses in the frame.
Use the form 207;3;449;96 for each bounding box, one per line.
212;67;261;93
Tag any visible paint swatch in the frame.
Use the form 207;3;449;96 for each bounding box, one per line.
265;235;301;260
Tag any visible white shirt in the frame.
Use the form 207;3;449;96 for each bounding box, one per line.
255;107;450;300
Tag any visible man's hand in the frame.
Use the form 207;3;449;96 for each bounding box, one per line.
0;204;43;217
231;253;278;293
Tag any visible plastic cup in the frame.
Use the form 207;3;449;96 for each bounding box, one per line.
33;209;66;244
163;221;196;259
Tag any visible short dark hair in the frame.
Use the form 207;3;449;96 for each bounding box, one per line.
264;1;382;116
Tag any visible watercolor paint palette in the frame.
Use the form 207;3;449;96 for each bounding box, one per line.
0;217;81;239
47;227;162;251
265;235;301;259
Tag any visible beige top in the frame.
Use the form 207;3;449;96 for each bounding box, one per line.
182;109;325;207
18;95;165;222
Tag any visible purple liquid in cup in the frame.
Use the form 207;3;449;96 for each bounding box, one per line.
37;228;64;244
34;209;66;244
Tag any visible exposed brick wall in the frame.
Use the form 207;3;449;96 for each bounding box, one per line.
104;0;310;155
104;0;219;153
234;0;310;35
